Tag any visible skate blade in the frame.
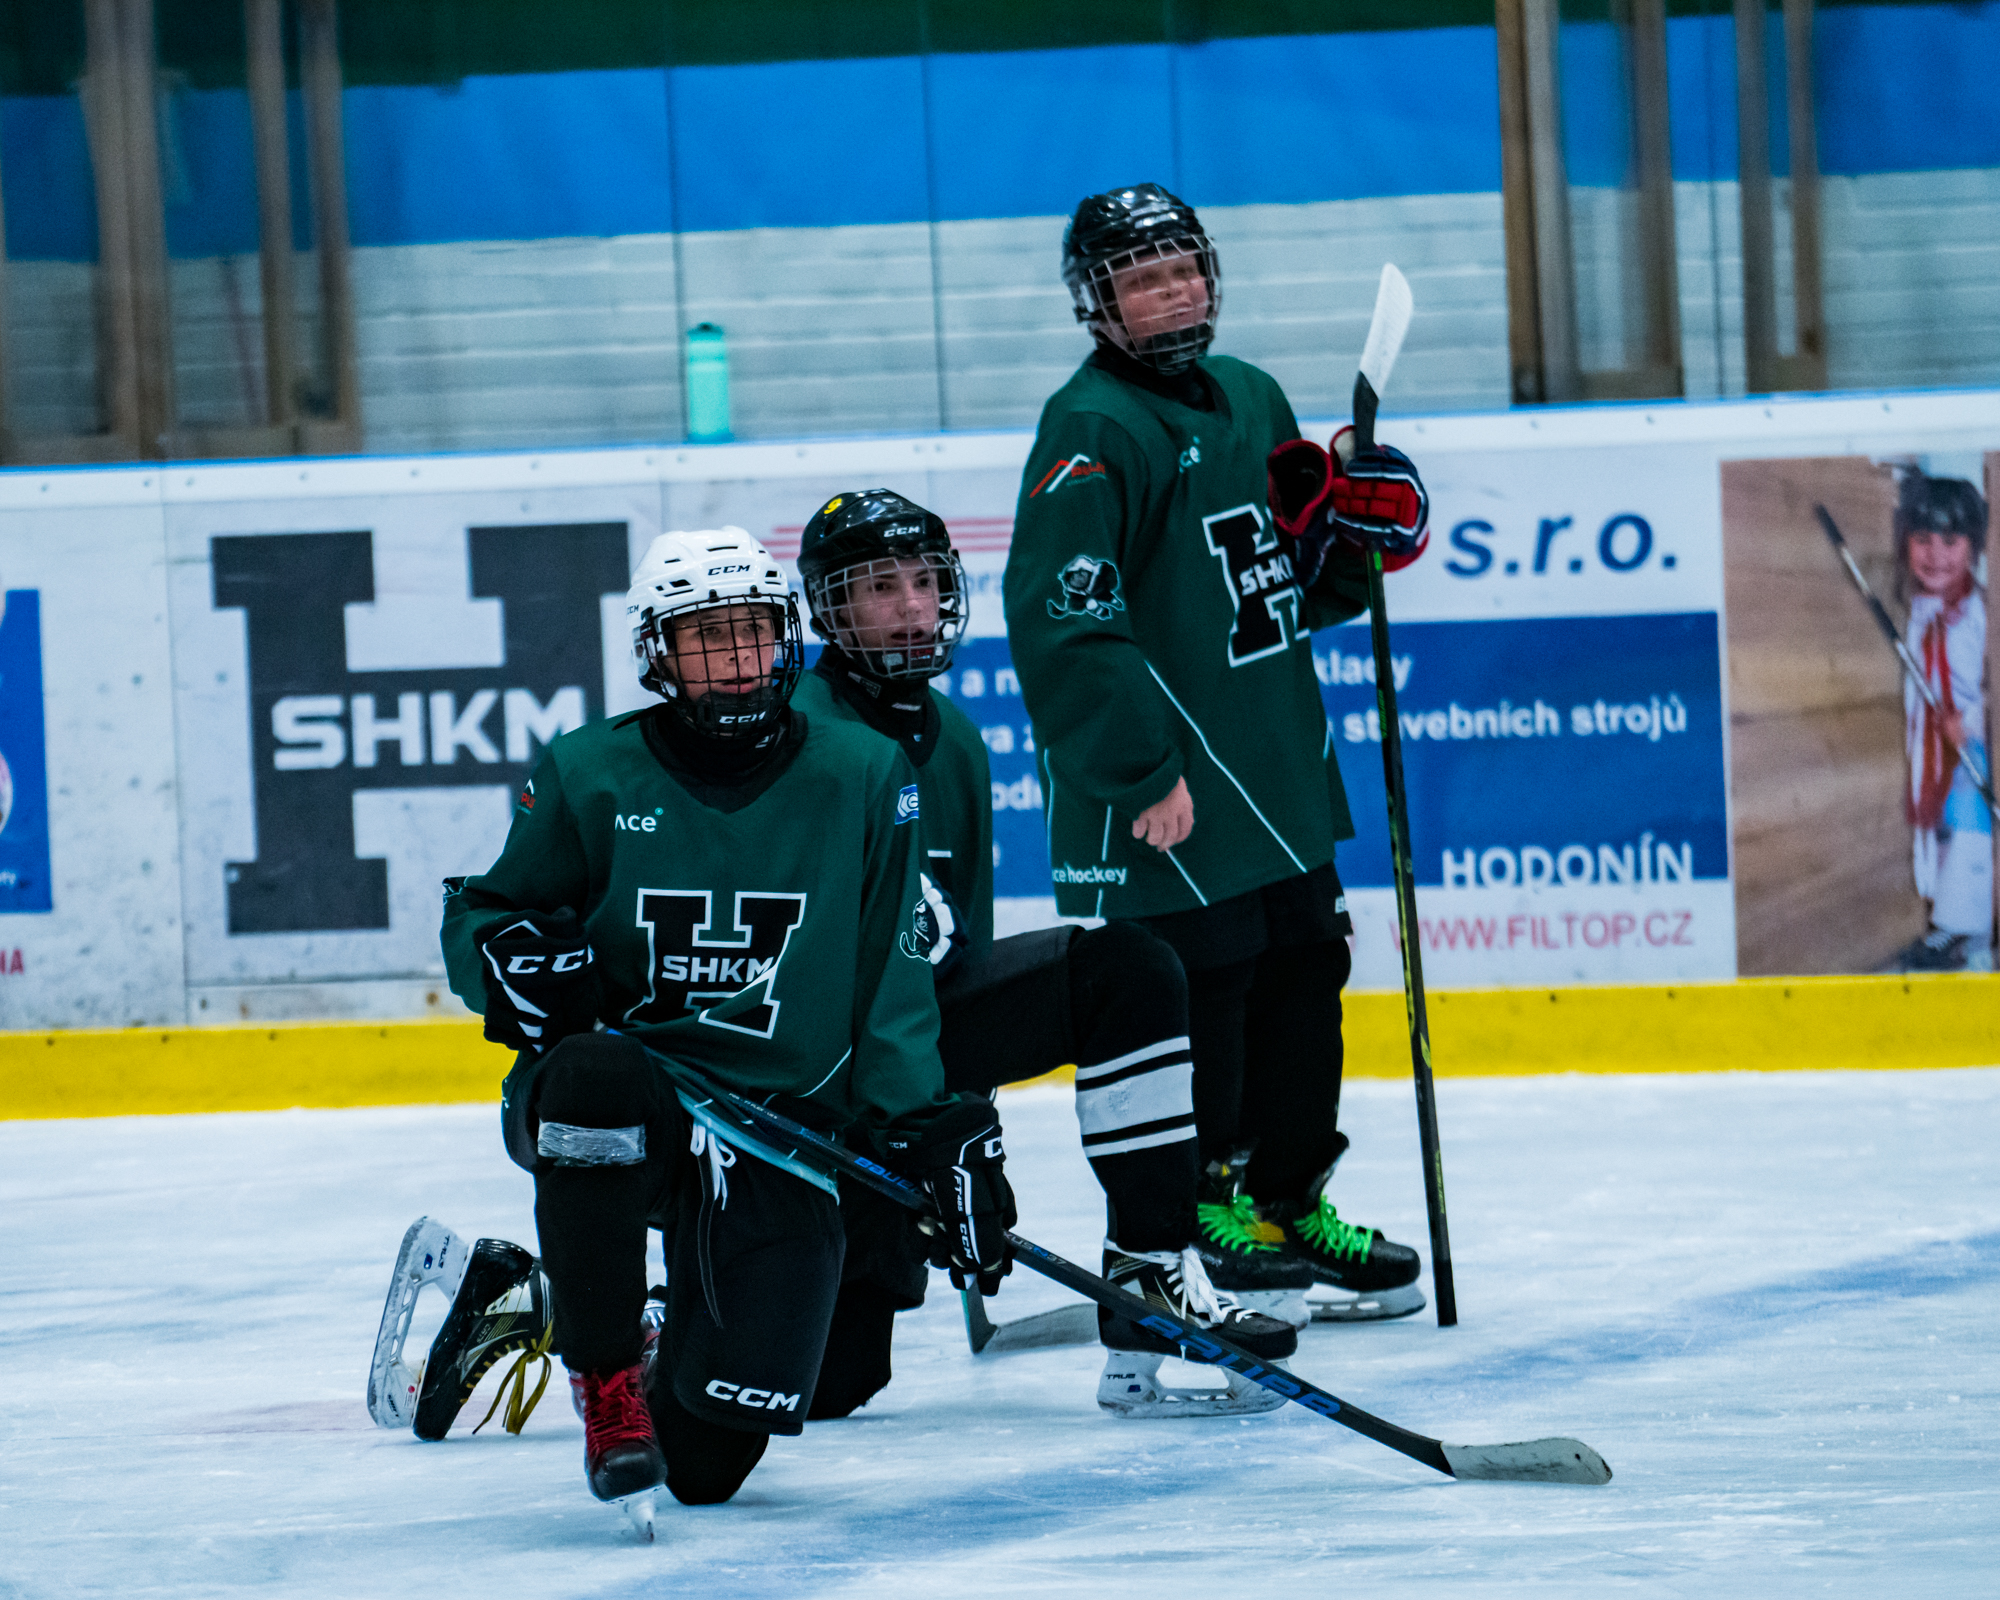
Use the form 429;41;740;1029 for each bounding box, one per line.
1097;1354;1288;1419
1306;1282;1426;1323
1231;1288;1311;1330
367;1218;470;1430
616;1488;658;1542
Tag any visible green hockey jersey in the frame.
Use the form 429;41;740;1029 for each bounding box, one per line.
1003;352;1371;920
441;710;951;1136
792;670;996;964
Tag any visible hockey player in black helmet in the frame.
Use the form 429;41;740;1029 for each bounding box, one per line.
428;526;1013;1534
795;487;1303;1418
1004;184;1431;1322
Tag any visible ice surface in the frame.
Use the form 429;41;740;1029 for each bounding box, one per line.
3;1069;1996;1598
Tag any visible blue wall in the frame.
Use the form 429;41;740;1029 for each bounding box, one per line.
5;5;1997;261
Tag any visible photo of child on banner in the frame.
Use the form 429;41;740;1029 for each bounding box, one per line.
1721;452;1996;977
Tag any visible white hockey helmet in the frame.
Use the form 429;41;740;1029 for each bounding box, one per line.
626;527;805;741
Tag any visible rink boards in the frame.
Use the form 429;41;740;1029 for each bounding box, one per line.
0;387;1995;1034
4;974;1996;1120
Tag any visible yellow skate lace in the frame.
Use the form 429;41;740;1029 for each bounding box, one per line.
1197;1193;1286;1254
471;1319;557;1436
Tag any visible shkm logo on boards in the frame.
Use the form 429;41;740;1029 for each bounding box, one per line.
211;524;630;936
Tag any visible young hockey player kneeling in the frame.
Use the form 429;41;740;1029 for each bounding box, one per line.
437;529;1012;1533
793;488;1298;1418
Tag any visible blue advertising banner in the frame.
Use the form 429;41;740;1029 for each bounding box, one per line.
0;590;54;913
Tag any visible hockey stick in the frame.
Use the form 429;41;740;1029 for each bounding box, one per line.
1352;263;1458;1328
653;1051;1609;1484
1816;503;1998;820
961;1287;1098;1355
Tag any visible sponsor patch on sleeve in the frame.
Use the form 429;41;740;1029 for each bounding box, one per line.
517;779;535;814
895;784;920;825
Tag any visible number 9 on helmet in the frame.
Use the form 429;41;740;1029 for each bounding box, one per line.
626;527;805;741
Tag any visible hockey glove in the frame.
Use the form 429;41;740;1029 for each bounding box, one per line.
1266;433;1430;589
885;1098;1016;1296
478;909;598;1055
1326;429;1429;560
901;872;968;981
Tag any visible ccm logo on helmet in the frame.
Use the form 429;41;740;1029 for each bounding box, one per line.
707;562;752;577
704;1380;801;1412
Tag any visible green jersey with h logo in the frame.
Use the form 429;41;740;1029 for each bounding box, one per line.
1003;351;1371;920
440;709;951;1135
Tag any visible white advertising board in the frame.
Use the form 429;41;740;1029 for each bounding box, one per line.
0;389;1992;1026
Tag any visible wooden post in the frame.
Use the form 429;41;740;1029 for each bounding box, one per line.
113;0;174;453
245;0;297;431
1520;0;1580;402
300;0;361;451
1629;0;1683;389
1734;0;1779;394
1494;0;1545;404
1783;0;1827;387
82;0;144;452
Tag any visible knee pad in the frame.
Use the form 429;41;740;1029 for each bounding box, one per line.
1072;921;1188;1006
651;1381;772;1506
807;1283;898;1421
533;1033;656;1129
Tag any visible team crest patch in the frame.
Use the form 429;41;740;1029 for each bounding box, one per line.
1047;555;1126;622
895;784;920;824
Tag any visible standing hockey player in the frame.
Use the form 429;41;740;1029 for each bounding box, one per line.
437;528;1015;1531
792;488;1300;1419
1003;183;1426;1321
1889;470;1993;972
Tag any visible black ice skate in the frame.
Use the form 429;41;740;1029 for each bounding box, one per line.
1194;1150;1313;1329
1891;928;1993;973
412;1238;555;1441
577;1363;666;1540
1262;1148;1425;1322
1096;1244;1298;1418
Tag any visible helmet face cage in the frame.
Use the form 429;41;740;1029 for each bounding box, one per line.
806;550;967;680
635;592;806;741
1073;235;1221;374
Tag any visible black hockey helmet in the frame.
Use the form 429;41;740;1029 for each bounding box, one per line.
1894;470;1988;555
1061;183;1220;374
796;488;968;680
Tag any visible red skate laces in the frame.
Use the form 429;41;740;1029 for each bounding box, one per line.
578;1364;656;1460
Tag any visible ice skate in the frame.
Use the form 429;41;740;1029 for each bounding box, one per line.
412;1239;554;1440
577;1363;666;1539
367;1217;471;1429
1266;1187;1425;1323
1096;1244;1296;1417
1193;1151;1313;1330
1891;929;1993;973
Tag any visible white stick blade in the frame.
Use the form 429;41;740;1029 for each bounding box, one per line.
977;1303;1099;1355
1358;263;1414;399
1442;1437;1613;1485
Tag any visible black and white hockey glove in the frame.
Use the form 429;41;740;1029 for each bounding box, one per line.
902;872;968;980
478;909;598;1055
885;1098;1016;1296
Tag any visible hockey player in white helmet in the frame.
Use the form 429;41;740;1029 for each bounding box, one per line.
417;527;1010;1534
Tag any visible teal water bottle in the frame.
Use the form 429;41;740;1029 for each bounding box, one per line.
685;323;732;442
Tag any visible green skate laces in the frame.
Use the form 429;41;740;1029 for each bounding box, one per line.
1297;1199;1378;1263
1197;1192;1285;1255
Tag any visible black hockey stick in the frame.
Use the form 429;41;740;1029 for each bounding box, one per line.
1816;503;1998;819
654;1051;1608;1484
1352;264;1457;1328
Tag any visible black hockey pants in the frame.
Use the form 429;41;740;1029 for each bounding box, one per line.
813;921;1199;1419
1135;863;1353;1205
502;1032;844;1505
